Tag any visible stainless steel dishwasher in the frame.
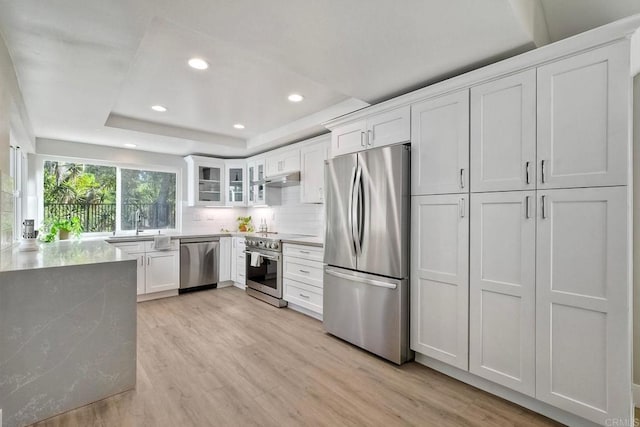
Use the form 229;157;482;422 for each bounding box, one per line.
179;237;220;292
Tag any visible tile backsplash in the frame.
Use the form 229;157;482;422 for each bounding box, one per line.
181;185;324;237
0;173;14;250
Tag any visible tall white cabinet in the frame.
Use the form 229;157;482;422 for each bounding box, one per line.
535;186;628;422
411;194;469;370
469;191;536;396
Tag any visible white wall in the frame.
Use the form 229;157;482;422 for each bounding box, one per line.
0;32;35;250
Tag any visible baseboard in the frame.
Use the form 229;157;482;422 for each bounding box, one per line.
232;282;246;290
217;280;234;288
633;384;640;407
287;302;322;321
414;354;600;427
137;289;178;302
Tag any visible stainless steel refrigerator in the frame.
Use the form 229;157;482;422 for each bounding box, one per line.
323;143;411;364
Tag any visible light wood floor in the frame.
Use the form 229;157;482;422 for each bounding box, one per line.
32;287;564;427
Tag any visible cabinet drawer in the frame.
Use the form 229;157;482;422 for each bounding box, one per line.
111;241;146;254
283;243;324;262
284;278;323;314
145;239;179;252
283;257;323;288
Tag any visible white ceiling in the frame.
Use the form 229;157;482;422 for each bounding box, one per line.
0;0;639;157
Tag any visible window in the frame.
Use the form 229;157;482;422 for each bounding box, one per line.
121;169;176;230
42;160;177;234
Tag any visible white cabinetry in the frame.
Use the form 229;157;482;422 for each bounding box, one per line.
535;186;629;424
185;155;225;207
231;237;246;287
411;90;469;195
410;194;469;370
470;70;536;192
469;191;536;396
110;240;180;298
266;148;300;177
537;43;628;189
247;158;266;206
300;136;329;204
330;106;410;157
145;250;180;293
283;243;324;318
219;237;232;282
225;161;246;207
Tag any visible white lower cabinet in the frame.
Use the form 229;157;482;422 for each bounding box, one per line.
410;194;469;370
535;186;630;424
110;240;180;297
231;237;246;287
283;243;324;317
145;251;180;293
219;237;232;282
469;191;536;396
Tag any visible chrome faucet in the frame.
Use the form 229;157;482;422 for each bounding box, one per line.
135;209;144;236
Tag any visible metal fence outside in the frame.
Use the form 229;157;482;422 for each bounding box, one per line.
44;203;176;232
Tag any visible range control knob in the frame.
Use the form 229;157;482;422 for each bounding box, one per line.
271;242;279;249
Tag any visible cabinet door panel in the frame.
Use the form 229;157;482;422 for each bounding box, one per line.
367;106;410;148
301;139;328;204
132;253;146;295
219;237;232;282
471;70;536;192
470;191;535;396
331;120;366;157
146;251;180;293
537;43;628;189
411;90;469;195
411;194;469;370
536;187;630;424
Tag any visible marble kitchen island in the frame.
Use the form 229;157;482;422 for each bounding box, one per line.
0;240;137;427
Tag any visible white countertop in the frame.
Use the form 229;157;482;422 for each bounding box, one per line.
0;239;133;273
105;232;324;247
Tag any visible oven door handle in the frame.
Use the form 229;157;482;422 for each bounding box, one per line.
243;250;279;260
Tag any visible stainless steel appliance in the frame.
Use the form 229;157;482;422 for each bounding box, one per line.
245;234;287;307
180;237;220;292
324;144;411;365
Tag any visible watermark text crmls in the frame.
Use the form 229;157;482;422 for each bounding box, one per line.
605;418;638;427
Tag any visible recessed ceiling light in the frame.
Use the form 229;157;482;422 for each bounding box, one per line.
233;123;245;129
188;58;209;70
124;143;137;148
288;93;304;102
151;105;167;112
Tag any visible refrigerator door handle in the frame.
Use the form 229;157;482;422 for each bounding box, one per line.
352;165;363;256
346;164;357;256
325;268;397;289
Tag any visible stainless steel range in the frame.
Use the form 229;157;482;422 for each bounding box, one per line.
244;234;287;307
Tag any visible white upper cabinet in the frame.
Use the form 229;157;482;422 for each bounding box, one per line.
247;158;266;206
300;136;329;204
469;191;536;396
535;186;629;424
266;148;300;177
331;120;367;157
471;70;536;192
225;160;246;207
185;155;225;207
537;43;628;189
366;105;410;149
411;194;469;370
411;90;469;196
330;106;410;157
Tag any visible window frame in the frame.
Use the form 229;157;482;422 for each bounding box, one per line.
37;154;182;237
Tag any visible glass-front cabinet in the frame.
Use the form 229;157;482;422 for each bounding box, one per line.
247;158;266;206
225;160;246;206
185;155;225;206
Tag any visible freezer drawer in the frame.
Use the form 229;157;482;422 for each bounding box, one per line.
323;266;410;364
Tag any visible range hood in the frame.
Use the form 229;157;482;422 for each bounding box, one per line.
262;171;301;187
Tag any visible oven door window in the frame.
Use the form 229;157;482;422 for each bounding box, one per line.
246;254;278;290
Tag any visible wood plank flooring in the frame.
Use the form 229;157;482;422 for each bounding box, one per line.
32;287;563;427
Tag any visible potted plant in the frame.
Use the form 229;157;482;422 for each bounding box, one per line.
42;216;83;242
237;216;254;232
